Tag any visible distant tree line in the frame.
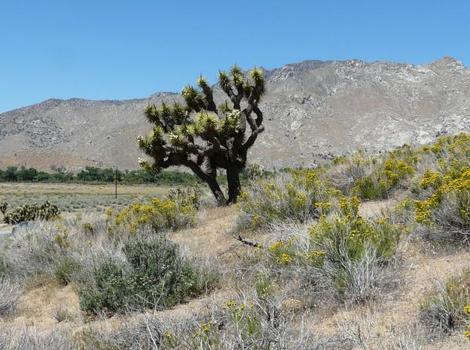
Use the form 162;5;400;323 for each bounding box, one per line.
0;166;200;185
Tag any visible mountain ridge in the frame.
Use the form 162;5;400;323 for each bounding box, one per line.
1;57;469;170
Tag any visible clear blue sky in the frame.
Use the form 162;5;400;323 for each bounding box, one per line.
1;0;469;112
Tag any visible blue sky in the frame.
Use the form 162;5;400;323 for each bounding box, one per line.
1;0;469;112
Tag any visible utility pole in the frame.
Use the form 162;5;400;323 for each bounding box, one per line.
114;168;118;199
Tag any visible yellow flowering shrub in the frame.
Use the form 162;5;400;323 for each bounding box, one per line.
424;133;470;160
268;240;296;265
309;196;401;262
238;170;333;230
414;167;470;232
110;187;200;234
353;148;416;200
419;170;443;190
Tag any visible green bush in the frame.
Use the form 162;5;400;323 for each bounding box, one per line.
353;176;388;200
54;256;81;285
78;235;217;315
3;201;60;224
79;259;130;314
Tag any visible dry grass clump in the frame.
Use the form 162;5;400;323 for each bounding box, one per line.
0;220;68;278
419;269;470;336
0;325;77;350
50;305;75;323
336;309;426;350
0;277;22;316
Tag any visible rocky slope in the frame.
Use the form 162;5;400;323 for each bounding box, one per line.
1;57;469;170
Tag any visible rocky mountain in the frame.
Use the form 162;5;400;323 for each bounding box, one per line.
1;57;469;170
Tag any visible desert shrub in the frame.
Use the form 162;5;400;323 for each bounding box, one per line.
0;221;76;279
419;269;470;335
310;197;401;262
54;256;81;285
328;152;376;195
242;163;270;181
329;245;388;304
423;132;470;167
260;197;400;304
3;201;60;224
308;197;401;302
0;277;22;316
414;167;469;242
237;169;333;231
82;280;320;350
111;188;199;235
78;259;131;314
167;186;202;209
78;234;217;315
352;146;416;200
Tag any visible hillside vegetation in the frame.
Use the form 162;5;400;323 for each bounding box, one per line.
0;133;469;349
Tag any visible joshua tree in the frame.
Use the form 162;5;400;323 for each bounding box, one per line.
138;66;265;205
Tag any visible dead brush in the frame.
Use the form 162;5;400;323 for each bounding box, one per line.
419;271;470;336
82;284;324;350
0;325;76;350
0;277;22;316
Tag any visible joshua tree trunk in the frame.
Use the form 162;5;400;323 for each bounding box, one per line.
186;161;227;205
206;177;227;206
227;167;241;204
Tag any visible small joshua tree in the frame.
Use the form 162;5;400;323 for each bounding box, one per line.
138;66;265;205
